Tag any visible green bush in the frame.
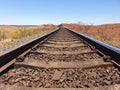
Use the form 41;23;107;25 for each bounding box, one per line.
10;31;21;39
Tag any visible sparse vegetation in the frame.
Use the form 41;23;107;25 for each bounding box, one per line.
0;30;7;41
61;23;120;48
0;25;57;52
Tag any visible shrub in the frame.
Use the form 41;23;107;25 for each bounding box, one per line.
10;31;21;39
0;30;7;41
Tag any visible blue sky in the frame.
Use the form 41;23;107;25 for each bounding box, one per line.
0;0;120;25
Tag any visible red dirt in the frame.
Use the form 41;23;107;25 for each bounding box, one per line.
59;23;120;48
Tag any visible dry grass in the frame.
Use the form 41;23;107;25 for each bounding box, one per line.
0;25;56;52
61;23;120;48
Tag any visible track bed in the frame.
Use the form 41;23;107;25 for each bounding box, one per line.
0;27;120;90
0;66;120;88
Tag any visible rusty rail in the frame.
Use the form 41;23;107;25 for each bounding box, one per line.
0;27;120;73
67;27;120;66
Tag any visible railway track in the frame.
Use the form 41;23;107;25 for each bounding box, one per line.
0;27;120;90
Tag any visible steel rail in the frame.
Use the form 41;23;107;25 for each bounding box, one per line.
0;28;59;72
0;27;120;73
67;27;120;66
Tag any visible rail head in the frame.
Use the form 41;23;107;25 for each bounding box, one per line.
0;28;59;71
66;27;120;65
